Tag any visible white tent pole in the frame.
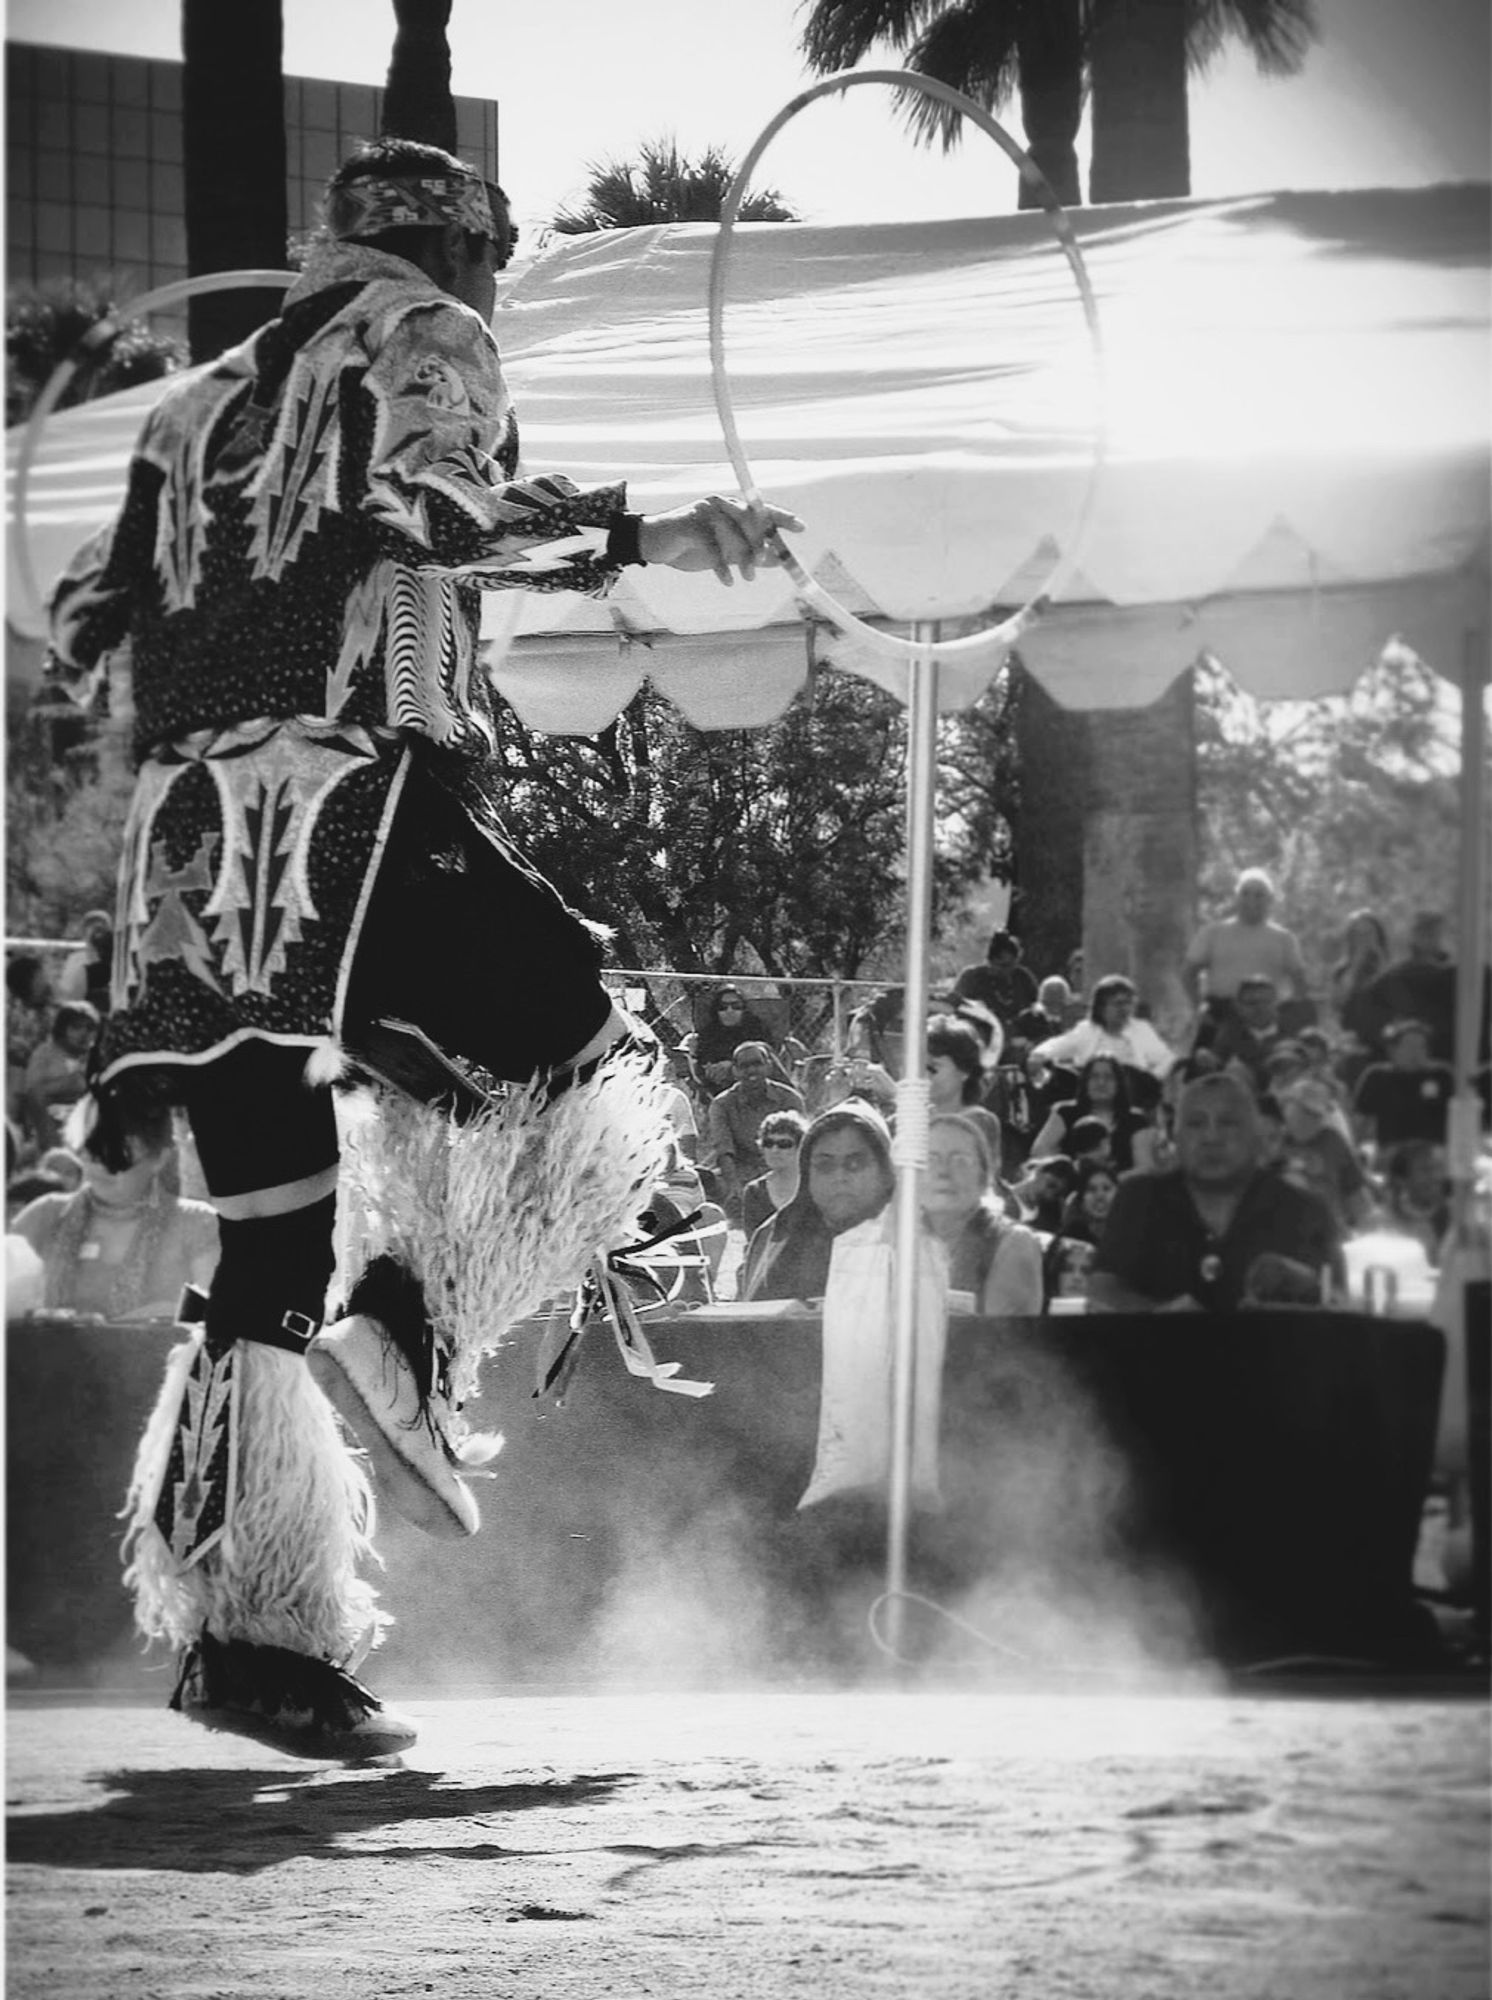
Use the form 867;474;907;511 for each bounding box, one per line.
1450;622;1490;1226
884;625;941;1662
1450;624;1489;1188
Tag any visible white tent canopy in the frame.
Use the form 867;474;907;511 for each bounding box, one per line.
8;183;1488;722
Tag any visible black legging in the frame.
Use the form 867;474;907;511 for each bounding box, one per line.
182;1041;341;1346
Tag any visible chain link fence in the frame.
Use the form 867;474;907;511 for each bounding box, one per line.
600;967;889;1067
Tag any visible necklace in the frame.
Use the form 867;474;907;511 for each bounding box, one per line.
86;1195;153;1222
45;1182;175;1317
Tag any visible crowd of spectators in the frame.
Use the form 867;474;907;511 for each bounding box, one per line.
617;870;1486;1319
6;872;1488;1325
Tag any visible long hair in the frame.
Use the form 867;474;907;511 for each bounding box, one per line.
744;1102;895;1299
927;1014;985;1106
1071;1055;1133;1122
1332;908;1390;984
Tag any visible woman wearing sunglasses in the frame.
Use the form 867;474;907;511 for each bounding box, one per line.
739;1109;809;1240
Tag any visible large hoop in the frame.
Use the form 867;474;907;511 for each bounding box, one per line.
9;269;297;633
707;70;1106;664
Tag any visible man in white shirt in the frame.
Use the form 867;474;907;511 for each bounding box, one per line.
1183;869;1309;1016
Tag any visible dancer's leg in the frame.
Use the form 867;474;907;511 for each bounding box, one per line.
121;1042;412;1757
315;764;675;1537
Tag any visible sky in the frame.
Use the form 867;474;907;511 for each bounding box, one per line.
6;0;1490;238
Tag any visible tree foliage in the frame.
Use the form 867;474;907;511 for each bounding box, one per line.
1193;650;1475;975
798;0;1317;191
6;280;186;427
492;665;1015;981
552;139;798;233
5;683;134;939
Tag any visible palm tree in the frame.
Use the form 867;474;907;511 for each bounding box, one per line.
181;0;288;360
382;0;457;153
552;140;798;234
1088;0;1317;201
798;0;1318;204
802;0;1085;207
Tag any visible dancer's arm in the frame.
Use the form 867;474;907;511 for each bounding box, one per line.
355;299;797;592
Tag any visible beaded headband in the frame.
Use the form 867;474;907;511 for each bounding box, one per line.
326;172;497;242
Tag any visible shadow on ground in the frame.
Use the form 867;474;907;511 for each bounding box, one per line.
7;1764;633;1874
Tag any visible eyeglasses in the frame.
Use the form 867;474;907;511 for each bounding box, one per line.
761;1137;799;1150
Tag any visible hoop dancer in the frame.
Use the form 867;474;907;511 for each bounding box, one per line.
42;137;797;1759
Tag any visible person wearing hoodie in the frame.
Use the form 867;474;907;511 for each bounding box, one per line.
742;1102;898;1303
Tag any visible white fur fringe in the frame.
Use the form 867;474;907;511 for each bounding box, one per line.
122;1336;386;1662
338;1040;673;1404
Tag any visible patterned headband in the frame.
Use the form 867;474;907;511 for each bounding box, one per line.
327;172;496;242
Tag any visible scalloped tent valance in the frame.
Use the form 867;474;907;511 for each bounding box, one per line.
8;184;1488;720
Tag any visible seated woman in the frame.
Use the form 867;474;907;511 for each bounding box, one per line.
1029;973;1176;1085
1040;1157;1121;1306
693;986;776;1095
739;1108;809;1240
742;1103;896;1302
10;1100;219;1319
1056;1156;1122;1246
926;1013;988;1115
1027;1054;1150;1173
923;1112;1042;1317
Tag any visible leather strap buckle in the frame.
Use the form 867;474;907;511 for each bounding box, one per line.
174;1287;320;1355
275;1309;319;1355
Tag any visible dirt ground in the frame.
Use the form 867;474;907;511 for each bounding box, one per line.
6;1683;1488;2000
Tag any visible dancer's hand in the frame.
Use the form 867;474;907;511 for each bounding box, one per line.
638;496;803;585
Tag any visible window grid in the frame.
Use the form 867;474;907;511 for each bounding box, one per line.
7;42;501;335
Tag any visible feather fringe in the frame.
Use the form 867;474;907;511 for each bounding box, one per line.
303;1038;352;1088
339;1039;673;1404
122;1337;387;1663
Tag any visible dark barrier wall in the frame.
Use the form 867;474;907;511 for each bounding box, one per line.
6;1310;1446;1689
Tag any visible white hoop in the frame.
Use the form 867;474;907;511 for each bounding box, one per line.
10;269;297;633
707;70;1106;665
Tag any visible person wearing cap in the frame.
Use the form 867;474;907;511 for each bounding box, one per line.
742;1103;897;1302
1088;1072;1343;1313
1262;1038;1356;1147
1350;1019;1457;1157
40;136;800;1759
1277;1077;1374;1232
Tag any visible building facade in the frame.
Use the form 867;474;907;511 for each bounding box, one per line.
6;40;501;305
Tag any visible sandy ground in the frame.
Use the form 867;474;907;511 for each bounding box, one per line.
6;1685;1488;2000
